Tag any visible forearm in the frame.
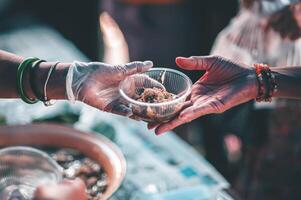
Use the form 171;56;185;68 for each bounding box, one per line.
0;50;23;98
272;66;301;99
0;50;70;100
34;62;70;100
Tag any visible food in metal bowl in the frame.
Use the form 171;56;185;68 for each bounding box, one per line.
43;148;108;200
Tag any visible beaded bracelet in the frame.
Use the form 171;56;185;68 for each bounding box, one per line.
254;63;278;102
17;58;39;104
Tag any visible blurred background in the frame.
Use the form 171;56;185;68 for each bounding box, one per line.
0;0;301;200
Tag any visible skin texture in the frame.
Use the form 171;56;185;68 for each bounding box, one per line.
150;56;301;135
34;179;87;200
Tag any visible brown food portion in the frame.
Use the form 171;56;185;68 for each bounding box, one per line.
136;88;174;103
44;148;107;200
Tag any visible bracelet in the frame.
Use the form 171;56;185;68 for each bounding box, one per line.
254;63;278;102
17;58;39;104
43;62;60;106
29;59;46;102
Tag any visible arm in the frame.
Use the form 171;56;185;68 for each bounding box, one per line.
0;50;154;117
151;56;301;135
0;50;69;99
273;67;301;99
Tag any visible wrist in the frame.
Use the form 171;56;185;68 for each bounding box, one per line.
34;62;71;100
247;71;259;100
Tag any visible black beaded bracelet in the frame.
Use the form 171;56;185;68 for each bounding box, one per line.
254;63;278;102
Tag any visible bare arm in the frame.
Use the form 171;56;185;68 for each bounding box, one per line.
273;67;301;99
0;50;69;99
151;56;301;135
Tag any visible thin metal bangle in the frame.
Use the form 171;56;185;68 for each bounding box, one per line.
43;62;60;106
30;59;46;101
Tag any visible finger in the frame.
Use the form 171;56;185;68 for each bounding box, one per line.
179;100;219;120
154;100;193;134
176;56;217;71
155;102;212;135
121;74;165;99
147;122;160;130
133;74;165;89
155;117;187;135
123;61;153;76
104;100;133;117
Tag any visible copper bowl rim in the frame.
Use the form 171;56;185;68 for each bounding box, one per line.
0;123;126;200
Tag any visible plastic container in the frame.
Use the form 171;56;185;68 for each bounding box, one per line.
0;146;63;200
119;68;192;123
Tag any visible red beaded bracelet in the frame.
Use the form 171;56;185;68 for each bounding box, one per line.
254;63;278;102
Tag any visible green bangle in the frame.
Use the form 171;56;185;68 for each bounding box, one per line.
17;57;39;104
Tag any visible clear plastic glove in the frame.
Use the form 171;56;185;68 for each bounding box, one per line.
66;60;153;117
150;56;258;135
34;178;87;200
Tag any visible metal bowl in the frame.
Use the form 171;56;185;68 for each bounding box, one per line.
0;123;126;200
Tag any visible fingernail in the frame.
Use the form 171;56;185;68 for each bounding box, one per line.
155;131;162;136
143;61;153;68
155;128;166;135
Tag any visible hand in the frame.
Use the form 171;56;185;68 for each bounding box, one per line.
66;60;154;117
34;179;87;200
151;56;258;135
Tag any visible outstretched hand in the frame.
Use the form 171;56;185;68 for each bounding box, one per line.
66;60;155;117
150;56;258;135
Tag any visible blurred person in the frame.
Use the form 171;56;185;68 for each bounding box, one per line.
100;0;238;81
208;1;301;197
207;0;301;182
152;55;301;199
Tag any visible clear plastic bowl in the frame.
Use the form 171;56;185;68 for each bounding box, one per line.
119;68;192;123
0;146;63;200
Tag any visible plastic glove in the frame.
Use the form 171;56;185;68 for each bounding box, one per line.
34;178;87;200
151;56;258;135
66;60;153;117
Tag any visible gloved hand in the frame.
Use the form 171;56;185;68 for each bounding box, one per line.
66;60;154;117
34;178;87;200
150;56;258;135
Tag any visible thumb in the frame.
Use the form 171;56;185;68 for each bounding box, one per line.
123;61;153;76
176;56;216;71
